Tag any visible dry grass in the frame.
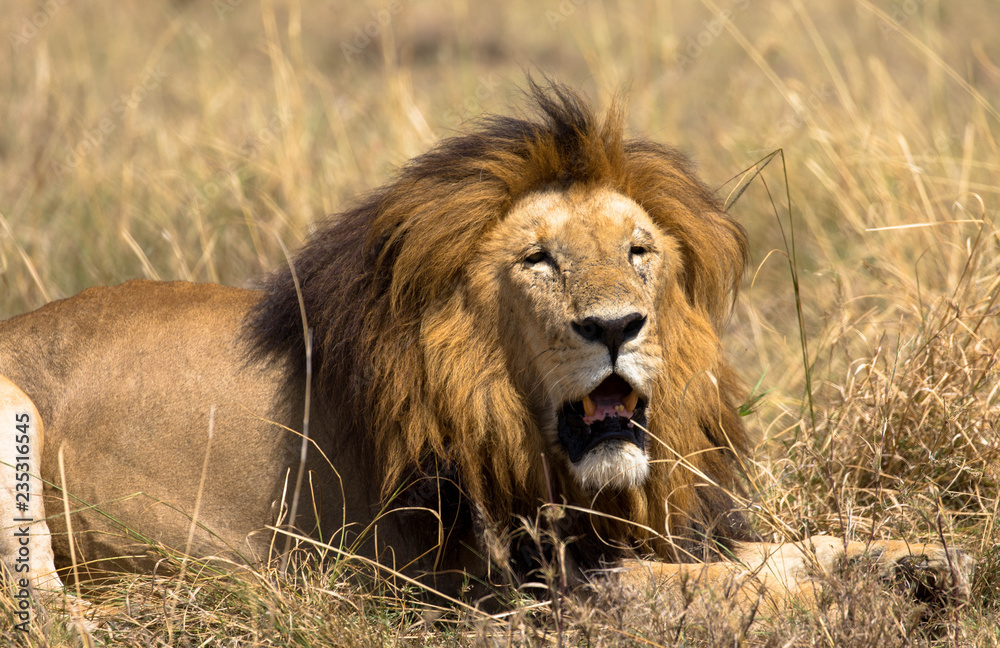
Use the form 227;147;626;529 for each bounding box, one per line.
1;0;999;645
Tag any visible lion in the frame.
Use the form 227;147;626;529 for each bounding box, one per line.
0;84;973;616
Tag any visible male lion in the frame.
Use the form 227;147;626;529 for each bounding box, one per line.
0;85;973;615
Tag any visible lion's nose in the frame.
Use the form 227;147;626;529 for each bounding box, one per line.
572;312;646;362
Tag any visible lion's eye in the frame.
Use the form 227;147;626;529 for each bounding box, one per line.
630;245;649;258
523;250;550;265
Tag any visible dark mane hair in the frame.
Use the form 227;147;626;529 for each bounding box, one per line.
245;82;754;564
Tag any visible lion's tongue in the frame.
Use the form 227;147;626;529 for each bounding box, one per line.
581;376;639;424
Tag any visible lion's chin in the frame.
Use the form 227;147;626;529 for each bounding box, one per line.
569;441;650;491
556;374;650;490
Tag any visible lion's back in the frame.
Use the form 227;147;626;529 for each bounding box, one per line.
0;280;322;571
0;280;263;413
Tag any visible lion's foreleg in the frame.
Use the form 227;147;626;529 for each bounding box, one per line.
0;376;65;598
614;543;850;617
738;536;974;605
613;557;778;615
616;535;974;616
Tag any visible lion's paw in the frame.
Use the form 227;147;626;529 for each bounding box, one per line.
865;541;975;605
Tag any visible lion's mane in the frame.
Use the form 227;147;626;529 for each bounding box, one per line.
247;83;755;567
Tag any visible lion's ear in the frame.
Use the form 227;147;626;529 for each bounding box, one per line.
619;140;749;329
675;207;749;328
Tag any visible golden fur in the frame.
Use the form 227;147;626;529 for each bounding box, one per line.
247;83;753;566
0;84;972;610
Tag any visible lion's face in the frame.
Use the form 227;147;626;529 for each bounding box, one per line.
473;185;681;492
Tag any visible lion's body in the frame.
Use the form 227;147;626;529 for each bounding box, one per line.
0;281;473;587
0;85;973;611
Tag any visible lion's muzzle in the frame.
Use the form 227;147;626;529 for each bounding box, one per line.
557;374;648;463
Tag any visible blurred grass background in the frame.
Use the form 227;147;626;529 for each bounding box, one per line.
1;0;999;645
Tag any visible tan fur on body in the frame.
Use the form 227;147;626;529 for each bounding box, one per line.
0;85;972;610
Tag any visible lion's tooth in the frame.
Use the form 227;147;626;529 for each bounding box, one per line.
623;391;639;412
582;395;596;417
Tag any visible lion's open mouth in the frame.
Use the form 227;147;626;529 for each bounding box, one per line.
556;374;648;463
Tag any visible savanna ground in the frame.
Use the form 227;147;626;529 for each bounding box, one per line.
1;0;999;645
